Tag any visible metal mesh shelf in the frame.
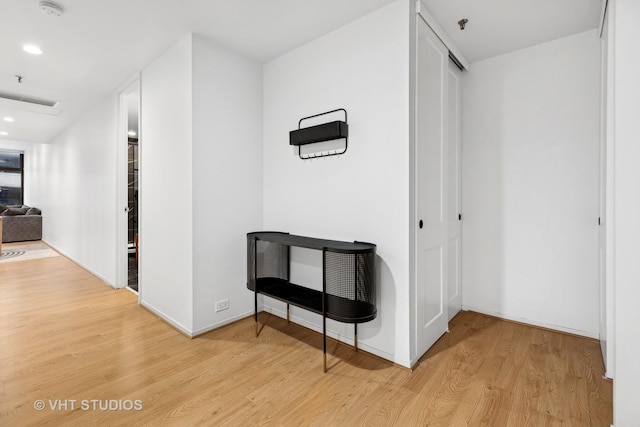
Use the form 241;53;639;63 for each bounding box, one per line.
248;277;377;323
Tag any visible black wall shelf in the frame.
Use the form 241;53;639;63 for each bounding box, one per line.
290;121;348;146
289;109;348;159
247;231;376;372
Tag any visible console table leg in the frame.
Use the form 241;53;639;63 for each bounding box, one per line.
323;315;327;373
254;287;258;337
354;323;358;352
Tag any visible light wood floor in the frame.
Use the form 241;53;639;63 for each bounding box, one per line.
0;242;612;426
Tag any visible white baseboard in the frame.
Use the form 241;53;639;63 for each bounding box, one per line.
462;305;599;339
140;303;255;339
140;299;193;337
42;240;115;288
192;310;255;337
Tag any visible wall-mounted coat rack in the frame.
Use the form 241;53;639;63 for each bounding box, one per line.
289;108;348;160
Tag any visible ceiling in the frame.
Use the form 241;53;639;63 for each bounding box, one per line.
422;0;602;64
0;0;602;145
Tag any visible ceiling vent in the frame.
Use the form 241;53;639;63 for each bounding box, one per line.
0;91;62;115
0;91;58;107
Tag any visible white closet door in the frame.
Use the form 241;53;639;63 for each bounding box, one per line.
447;60;462;321
415;16;448;358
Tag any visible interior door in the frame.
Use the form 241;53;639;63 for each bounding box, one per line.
447;60;462;321
415;16;449;358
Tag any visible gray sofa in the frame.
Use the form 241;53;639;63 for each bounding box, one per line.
0;205;43;243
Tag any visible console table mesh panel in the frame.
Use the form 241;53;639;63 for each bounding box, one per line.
247;239;289;286
324;251;376;322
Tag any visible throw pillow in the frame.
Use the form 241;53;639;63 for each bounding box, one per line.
1;208;22;216
26;207;42;215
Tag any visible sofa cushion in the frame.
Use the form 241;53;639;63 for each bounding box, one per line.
26;207;41;215
1;207;28;216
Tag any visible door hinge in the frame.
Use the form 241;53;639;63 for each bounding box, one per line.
598;217;601;225
458;213;461;221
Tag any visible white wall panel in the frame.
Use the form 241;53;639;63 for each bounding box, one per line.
139;35;194;332
462;30;601;337
29;96;118;285
612;0;640;423
191;34;263;334
263;0;411;366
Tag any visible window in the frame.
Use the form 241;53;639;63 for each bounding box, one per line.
0;151;24;206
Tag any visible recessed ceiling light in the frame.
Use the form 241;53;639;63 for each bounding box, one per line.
23;44;43;55
3;117;14;122
128;131;137;137
0;131;8;136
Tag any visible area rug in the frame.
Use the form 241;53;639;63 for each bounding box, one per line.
0;243;60;263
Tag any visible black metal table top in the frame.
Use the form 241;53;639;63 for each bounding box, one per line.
247;231;375;253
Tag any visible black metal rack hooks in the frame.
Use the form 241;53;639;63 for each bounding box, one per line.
289;108;348;160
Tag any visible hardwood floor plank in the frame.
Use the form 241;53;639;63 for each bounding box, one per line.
0;242;613;426
465;382;512;426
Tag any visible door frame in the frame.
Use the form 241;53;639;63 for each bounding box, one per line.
599;0;615;379
447;59;462;321
116;76;140;296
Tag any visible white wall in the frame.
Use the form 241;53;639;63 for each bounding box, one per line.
139;33;263;336
462;30;601;337
262;0;411;366
191;34;263;334
29;96;118;284
612;0;640;423
140;34;194;333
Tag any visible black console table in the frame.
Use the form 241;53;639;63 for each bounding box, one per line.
247;232;377;372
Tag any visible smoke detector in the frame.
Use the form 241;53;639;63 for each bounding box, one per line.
38;1;64;17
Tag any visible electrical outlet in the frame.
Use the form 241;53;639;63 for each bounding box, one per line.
215;299;229;312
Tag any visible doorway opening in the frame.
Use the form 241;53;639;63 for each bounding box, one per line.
117;78;140;294
126;89;139;292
